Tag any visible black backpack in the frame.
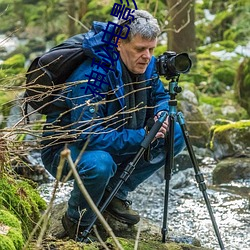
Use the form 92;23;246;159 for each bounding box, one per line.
24;34;87;115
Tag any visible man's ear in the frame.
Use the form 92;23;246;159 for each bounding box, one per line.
116;38;122;51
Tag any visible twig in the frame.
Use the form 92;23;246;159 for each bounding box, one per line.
134;219;142;250
68;14;90;31
93;225;109;250
22;154;65;249
61;148;124;250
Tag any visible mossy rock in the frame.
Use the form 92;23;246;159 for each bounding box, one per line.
199;92;249;122
0;174;47;239
106;237;210;250
209;120;250;160
213;157;250;184
0;209;24;250
235;57;250;116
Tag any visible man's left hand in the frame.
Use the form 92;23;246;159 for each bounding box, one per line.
154;111;169;139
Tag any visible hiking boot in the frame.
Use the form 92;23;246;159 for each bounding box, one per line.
105;196;140;225
61;213;97;243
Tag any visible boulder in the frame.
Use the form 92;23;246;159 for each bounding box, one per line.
213;157;250;184
42;202;211;250
209;120;250;160
179;100;211;148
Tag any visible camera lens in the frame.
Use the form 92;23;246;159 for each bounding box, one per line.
174;53;192;73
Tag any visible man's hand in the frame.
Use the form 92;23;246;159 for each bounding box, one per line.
154;111;169;139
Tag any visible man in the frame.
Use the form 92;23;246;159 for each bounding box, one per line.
41;10;185;241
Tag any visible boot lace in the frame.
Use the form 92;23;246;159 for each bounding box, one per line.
123;200;132;209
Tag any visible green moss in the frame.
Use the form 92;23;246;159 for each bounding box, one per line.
209;120;250;150
213;120;250;133
199;95;224;107
213;67;235;86
0;209;21;229
0;209;24;249
7;228;24;249
0;235;16;250
0;175;47;239
106;237;206;250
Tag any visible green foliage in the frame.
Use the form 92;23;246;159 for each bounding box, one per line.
154;44;167;57
0;175;47;239
0;54;26;83
1;54;25;69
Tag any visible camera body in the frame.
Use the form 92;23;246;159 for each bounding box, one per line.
156;51;192;79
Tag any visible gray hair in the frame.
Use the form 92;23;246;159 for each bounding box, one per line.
117;10;160;43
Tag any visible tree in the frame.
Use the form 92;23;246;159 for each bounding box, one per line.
166;0;196;62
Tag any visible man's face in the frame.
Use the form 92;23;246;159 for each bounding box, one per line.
117;35;157;74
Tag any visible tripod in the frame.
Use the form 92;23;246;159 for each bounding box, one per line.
162;77;225;249
82;77;225;250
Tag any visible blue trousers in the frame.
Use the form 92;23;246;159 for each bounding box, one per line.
41;123;185;226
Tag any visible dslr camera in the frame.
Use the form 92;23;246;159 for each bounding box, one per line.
156;51;192;79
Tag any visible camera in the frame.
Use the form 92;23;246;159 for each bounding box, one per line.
156;51;192;79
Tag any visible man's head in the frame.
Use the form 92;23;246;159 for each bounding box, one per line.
116;10;160;74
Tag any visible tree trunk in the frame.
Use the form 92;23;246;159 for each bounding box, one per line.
67;0;77;36
167;0;196;62
78;0;88;20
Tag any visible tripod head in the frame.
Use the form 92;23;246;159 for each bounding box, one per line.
168;76;182;100
156;51;192;100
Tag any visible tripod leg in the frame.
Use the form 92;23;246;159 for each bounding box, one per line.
162;114;175;243
177;112;225;250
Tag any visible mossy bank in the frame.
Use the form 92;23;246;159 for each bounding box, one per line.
0;174;47;249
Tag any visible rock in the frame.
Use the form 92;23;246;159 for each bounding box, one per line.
213;157;250;184
43;202;211;250
209;120;250;160
170;168;193;189
179;100;211;148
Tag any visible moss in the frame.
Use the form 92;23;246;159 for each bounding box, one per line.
199;95;224;107
0;235;16;250
7;228;24;249
213;120;250;133
0;209;24;249
209;120;250;151
106;237;208;250
0;174;47;239
213;67;235;86
0;209;21;229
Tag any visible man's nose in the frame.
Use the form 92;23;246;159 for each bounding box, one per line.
142;49;151;59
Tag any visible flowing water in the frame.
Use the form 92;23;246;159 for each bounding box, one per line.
38;156;250;250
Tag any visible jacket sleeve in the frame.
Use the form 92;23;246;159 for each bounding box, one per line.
66;61;146;156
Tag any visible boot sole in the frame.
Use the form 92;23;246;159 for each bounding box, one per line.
105;210;140;225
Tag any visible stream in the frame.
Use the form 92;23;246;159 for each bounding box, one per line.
38;155;250;250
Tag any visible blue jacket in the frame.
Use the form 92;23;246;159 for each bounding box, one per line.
44;22;170;156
